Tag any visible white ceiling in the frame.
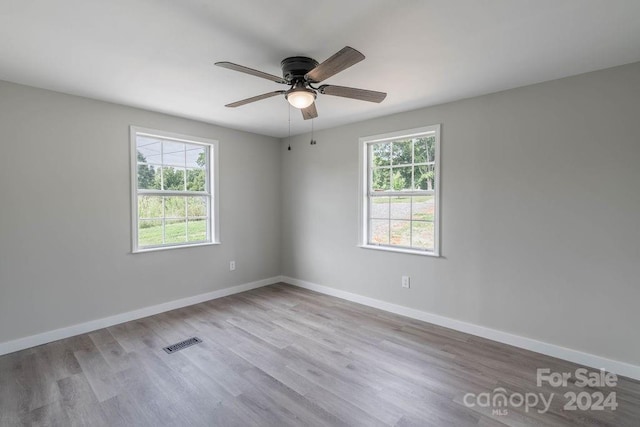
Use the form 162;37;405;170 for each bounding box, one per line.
1;0;640;137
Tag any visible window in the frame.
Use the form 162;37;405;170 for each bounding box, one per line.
360;125;440;256
130;127;219;252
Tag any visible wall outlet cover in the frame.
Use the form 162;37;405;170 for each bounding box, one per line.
402;276;410;288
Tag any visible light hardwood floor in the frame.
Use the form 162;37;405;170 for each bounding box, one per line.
1;283;639;426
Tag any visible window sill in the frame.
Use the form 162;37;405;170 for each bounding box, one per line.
359;244;440;257
132;241;220;254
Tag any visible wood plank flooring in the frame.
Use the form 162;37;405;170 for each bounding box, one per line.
1;283;639;426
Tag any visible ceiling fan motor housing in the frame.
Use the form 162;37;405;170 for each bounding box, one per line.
280;56;318;83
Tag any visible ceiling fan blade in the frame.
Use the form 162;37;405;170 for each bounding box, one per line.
215;61;287;84
305;46;365;83
301;102;318;120
225;91;286;108
319;85;387;103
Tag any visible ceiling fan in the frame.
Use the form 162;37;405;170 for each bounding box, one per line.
215;46;387;120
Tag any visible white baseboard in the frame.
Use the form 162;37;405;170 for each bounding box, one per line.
5;275;639;381
281;276;640;381
0;276;281;356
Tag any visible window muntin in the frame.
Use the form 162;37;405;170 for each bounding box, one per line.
131;127;218;252
361;125;440;256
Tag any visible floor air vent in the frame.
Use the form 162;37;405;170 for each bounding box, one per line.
163;337;202;354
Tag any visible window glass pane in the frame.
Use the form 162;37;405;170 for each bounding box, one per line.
164;219;186;244
412;196;435;221
392;140;412;165
137;164;161;190
390;197;411;220
138;196;163;219
138;219;163;247
164;196;186;218
186;168;206;191
137;137;162;164
414;137;428;164
426;136;436;163
370;219;389;245
186;144;206;168
369;196;389;219
412;221;435;250
390;220;411;246
187;196;207;217
372;143;391;166
187;219;207;242
372;168;390;191
391;167;412;191
162;140;186;167
162;167;185;190
414;164;435;190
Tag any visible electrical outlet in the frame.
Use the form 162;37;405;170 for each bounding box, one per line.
230;261;236;271
402;276;410;288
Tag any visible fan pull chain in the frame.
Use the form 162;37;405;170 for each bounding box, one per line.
310;119;316;145
287;104;291;151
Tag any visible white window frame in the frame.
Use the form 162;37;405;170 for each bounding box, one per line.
359;124;441;257
130;126;220;253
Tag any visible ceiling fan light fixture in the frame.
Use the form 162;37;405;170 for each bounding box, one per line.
286;87;316;109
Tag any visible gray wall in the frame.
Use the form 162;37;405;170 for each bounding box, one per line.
280;62;640;366
0;81;281;343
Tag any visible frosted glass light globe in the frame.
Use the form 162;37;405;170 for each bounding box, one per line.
287;89;315;109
